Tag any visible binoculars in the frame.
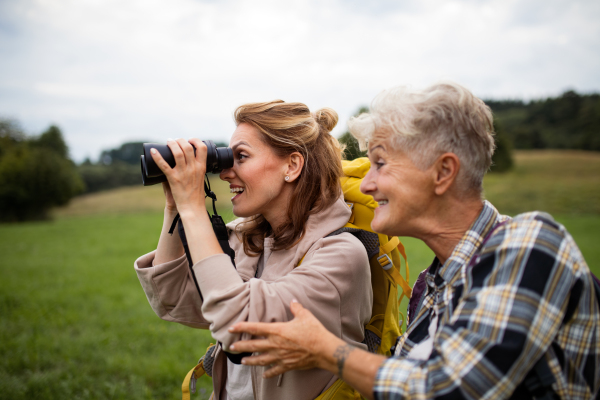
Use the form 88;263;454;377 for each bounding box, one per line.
140;141;234;186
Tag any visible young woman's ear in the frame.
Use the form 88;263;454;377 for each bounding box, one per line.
285;152;304;182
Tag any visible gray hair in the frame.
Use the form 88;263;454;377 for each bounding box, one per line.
349;82;495;194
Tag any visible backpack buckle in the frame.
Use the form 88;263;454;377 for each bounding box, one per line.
377;254;393;270
190;373;197;394
346;202;355;224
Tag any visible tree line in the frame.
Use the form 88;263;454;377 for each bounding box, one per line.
485;90;600;151
0;120;84;222
1;89;598;222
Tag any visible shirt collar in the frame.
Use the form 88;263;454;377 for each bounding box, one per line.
437;200;503;284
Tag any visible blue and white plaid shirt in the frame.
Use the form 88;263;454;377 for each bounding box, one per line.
374;201;600;399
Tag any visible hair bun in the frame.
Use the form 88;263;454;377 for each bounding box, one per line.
313;108;338;132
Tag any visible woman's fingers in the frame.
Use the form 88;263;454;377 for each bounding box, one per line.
150;147;173;174
241;352;279;367
229;321;279;337
167;139;187;167
230;336;276;353
177;138;196;164
188;138;207;165
263;364;290;379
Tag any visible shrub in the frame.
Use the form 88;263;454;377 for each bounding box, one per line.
0;146;84;221
0;121;84;222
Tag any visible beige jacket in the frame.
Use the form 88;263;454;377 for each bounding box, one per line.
134;195;372;400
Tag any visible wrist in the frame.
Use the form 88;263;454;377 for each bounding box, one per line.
178;206;208;223
164;206;179;216
316;333;346;373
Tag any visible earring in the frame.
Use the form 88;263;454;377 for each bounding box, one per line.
285;176;290;181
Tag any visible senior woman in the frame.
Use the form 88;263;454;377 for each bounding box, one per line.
134;101;372;400
229;82;600;399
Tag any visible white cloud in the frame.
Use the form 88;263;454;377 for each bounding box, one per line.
0;0;599;161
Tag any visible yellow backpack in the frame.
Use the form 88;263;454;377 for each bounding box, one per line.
338;157;412;357
182;157;412;400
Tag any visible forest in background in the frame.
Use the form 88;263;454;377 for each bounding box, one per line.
1;89;599;221
70;89;600;195
486;90;600;151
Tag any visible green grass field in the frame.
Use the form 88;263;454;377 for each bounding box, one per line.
1;150;599;399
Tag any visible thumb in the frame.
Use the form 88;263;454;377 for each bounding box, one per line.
290;299;305;317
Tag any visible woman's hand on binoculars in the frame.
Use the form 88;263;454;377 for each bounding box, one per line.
150;138;208;217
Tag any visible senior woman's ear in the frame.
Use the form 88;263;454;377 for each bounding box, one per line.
433;153;460;196
284;152;304;183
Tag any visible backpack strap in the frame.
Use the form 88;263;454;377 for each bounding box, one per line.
377;235;412;299
313;378;362;399
182;343;216;400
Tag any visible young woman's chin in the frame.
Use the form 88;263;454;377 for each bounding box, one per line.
231;204;253;218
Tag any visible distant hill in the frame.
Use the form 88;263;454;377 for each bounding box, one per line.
484;91;600;151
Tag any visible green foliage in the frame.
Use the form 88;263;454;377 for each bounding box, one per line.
486;90;600;151
77;162;141;194
0;120;84;222
338;106;368;160
0;119;26;158
31;125;69;159
489;119;514;172
339;131;367;160
100;142;145;165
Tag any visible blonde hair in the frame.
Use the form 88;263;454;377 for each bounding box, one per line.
349;82;495;193
233;100;343;256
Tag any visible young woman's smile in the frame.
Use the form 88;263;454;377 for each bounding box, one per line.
230;184;245;201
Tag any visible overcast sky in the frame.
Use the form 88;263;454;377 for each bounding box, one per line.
1;0;599;162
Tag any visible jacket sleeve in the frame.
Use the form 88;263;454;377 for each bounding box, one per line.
193;233;372;350
134;250;210;329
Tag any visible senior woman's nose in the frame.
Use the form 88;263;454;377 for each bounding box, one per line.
359;170;377;195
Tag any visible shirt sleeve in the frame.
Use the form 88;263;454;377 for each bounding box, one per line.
134;250;211;329
374;215;588;399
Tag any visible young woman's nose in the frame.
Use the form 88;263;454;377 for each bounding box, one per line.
219;167;235;181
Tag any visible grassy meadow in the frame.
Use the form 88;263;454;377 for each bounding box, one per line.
1;150;599;399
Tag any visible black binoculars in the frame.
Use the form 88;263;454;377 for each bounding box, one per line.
140;141;234;186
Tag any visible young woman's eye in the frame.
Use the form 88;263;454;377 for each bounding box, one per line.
236;153;247;161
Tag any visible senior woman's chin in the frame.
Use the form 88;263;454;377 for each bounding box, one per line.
372;205;401;236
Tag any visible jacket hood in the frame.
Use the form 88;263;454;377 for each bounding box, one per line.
226;194;351;281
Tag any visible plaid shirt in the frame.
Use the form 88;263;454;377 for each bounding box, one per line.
374;201;600;399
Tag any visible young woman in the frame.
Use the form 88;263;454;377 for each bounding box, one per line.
134;100;372;400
